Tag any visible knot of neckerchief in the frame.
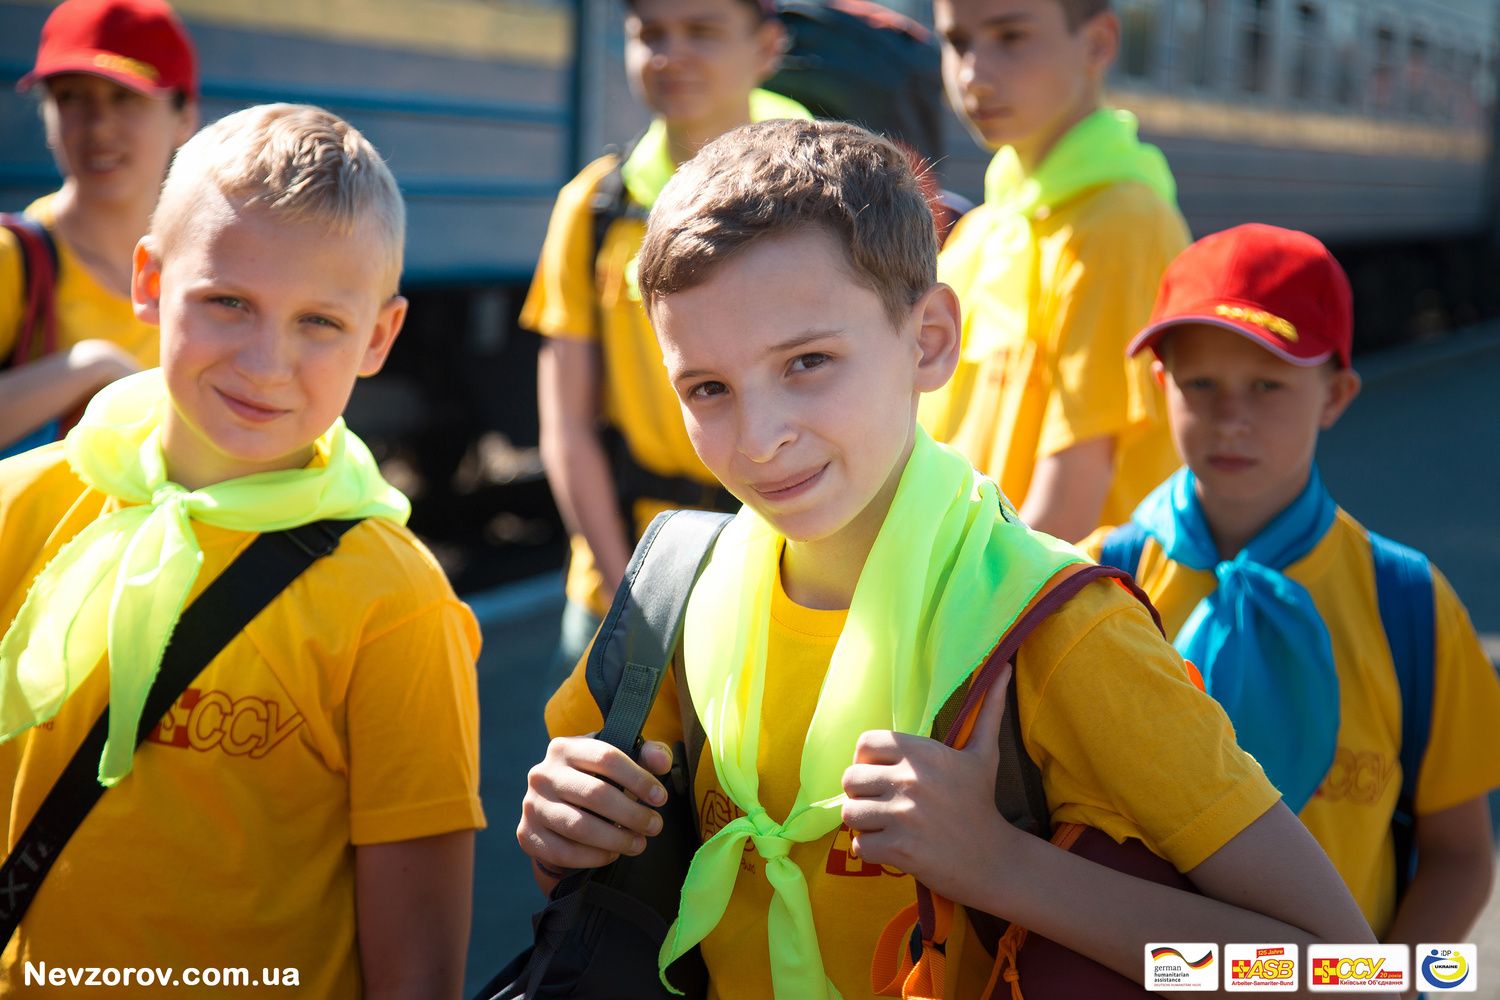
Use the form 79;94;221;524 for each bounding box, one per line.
0;369;410;785
1131;466;1338;811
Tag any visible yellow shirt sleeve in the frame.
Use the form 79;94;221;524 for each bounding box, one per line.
0;226;22;361
1413;567;1500;815
518;156;620;342
346;597;488;844
1017;580;1281;872
1035;185;1186;458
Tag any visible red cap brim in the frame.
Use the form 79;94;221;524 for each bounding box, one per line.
1126;315;1335;367
17;54;173;99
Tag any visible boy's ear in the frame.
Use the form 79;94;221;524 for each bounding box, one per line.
1318;367;1361;430
911;282;962;394
173;98;201;147
1080;10;1121;81
359;294;408;378
1151;358;1167;389
131;238;163;325
753;16;788;82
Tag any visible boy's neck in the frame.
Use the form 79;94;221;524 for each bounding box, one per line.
162;419;316;491
50;182;154;297
664;97;754;167
1008;94;1101;177
1195;468;1316;562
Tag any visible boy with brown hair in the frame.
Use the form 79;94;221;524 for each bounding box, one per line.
517;118;1370;999
0;104;483;996
920;0;1185;542
523;0;800;668
1;0;199;457
1087;223;1500;946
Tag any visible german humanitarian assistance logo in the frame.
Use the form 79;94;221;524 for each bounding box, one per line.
1417;945;1477;992
1226;944;1298;991
1308;944;1408;991
1146;943;1218;991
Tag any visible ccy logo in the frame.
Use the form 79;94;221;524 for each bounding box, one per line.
1308;945;1409;992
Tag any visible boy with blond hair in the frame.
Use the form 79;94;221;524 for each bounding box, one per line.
1087;223;1500;945
920;0;1185;541
2;0;199;457
517;118;1371;999
0;104;483;996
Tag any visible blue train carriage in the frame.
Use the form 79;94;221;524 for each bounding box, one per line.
935;0;1500;350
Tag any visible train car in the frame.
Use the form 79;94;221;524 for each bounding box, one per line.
2;0;1497;585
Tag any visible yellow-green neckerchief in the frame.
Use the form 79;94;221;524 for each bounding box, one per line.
657;430;1084;997
0;369;410;786
619;88;813;211
942;108;1175;367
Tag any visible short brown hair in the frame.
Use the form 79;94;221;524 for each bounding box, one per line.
638;119;937;328
1059;0;1110;30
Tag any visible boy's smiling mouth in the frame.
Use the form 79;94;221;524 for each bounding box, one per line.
751;464;828;502
215;387;290;424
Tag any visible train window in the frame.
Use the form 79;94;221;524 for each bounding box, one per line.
1175;0;1222;90
1328;0;1360;108
1291;3;1323;103
1406;34;1430;116
1371;23;1398;112
1237;0;1273;95
1119;0;1159;80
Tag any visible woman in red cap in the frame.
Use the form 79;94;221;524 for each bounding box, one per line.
0;0;198;458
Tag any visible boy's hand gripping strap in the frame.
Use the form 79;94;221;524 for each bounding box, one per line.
0;519;360;946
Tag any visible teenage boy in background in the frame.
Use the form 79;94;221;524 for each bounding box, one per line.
921;0;1185;540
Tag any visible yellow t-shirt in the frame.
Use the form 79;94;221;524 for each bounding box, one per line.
0;446;486;998
545;569;1279;999
520;156;722;615
0;195;160;369
922;181;1187;528
1083;509;1500;936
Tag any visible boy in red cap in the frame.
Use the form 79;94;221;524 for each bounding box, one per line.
0;0;198;457
1088;222;1500;944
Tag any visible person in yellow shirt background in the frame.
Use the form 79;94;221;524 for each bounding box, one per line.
1085;223;1500;945
920;0;1186;541
0;0;199;459
516;118;1372;1000
521;0;803;669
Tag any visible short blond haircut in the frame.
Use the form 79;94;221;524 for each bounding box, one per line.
151;103;405;294
638;119;937;328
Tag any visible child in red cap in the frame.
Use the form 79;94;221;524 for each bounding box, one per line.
1088;223;1500;944
1;0;198;458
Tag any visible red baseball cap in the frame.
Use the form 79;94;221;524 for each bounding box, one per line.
1127;223;1353;368
20;0;198;100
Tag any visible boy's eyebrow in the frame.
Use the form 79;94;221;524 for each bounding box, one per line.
980;12;1034;29
670;329;845;383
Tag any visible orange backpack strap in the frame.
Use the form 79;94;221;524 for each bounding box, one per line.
0;214;60;371
871;562;1171;999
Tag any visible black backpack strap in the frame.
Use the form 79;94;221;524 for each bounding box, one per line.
1;214;60;370
589;509;733;755
586;133;648;280
0;518;361;943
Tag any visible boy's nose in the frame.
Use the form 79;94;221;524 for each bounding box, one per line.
735;402;795;465
233;326;295;383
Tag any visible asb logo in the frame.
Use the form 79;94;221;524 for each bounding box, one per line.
1308;945;1408;992
1226;944;1298;992
1417;945;1477;992
1145;943;1218;992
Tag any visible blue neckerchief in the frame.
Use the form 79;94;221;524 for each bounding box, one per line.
1132;467;1339;812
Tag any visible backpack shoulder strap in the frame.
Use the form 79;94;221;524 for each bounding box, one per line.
589;509;733;756
1367;529;1435;897
0;213;61;369
1096;520;1149;579
587;133;648;277
0;518;361;944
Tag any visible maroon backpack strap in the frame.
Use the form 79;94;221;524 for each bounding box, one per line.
1;214;60;369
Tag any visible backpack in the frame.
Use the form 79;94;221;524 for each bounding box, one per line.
1097;521;1437;898
480;510;1203;1000
1;213;63;457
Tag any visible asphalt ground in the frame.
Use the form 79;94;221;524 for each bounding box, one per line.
460;327;1500;996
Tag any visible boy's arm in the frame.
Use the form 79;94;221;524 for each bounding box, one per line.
1383;795;1495;945
537;336;633;593
1017;434;1114;541
355;830;475;1000
844;668;1373;992
0;342;140;448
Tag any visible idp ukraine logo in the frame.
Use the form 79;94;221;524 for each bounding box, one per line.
1417;945;1477;993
